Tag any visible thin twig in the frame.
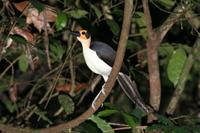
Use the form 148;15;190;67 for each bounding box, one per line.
69;22;76;96
43;10;51;70
0;56;20;79
77;75;101;106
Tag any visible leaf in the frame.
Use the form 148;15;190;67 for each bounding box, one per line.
68;9;88;19
58;94;74;115
134;12;147;39
30;0;44;12
2;98;17;113
156;114;174;126
26;8;57;32
56;12;68;31
159;43;174;65
167;48;187;86
159;43;174;57
91;4;102;19
126;40;141;51
10;35;27;44
132;107;146;120
147;124;171;132
0;82;9;93
89;115;114;133
50;43;65;61
97;109;119;117
172;127;189;133
106;20;120;36
122;112;138;128
13;1;30;12
13;27;34;43
34;108;53;124
18;54;29;72
155;0;175;10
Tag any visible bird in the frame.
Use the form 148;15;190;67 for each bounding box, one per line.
71;29;151;113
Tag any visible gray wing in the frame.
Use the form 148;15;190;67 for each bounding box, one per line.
90;41;128;74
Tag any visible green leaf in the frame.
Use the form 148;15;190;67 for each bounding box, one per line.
147;124;171;132
126;40;141;51
2;98;17;113
68;9;88;19
89;115;114;133
156;114;174;126
91;4;102;19
10;35;27;44
134;12;146;27
122;112;138;128
132;107;146;120
58;94;74;115
106;20;120;36
18;54;29;72
167;48;187;86
103;102;118;110
155;0;175;10
30;0;44;12
159;43;174;65
159;43;174;57
0;82;9;93
56;12;68;31
172;127;189;133
134;12;147;39
34;108;53;124
50;43;65;61
97;109;119;117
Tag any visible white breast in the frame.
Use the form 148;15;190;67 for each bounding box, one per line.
83;48;112;81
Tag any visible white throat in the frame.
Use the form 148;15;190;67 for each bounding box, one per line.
77;37;91;49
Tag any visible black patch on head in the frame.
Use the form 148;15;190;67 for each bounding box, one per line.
85;31;91;39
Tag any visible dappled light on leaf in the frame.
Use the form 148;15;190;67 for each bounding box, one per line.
12;27;34;44
26;8;57;32
13;1;30;12
58;94;74;115
56;83;88;93
13;1;57;32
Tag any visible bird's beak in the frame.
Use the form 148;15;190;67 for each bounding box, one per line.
70;31;80;37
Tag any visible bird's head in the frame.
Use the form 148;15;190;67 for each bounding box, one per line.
70;29;91;48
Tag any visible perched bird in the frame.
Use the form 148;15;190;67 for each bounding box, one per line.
71;29;151;113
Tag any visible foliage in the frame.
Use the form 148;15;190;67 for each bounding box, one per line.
167;48;187;86
0;0;200;132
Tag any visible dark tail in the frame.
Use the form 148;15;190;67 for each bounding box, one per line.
117;72;152;113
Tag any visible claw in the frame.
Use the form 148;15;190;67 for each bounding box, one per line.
102;84;106;95
92;102;96;110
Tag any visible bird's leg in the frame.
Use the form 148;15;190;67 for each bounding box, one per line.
92;83;106;110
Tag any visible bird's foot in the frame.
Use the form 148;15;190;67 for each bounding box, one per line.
92;101;104;110
101;83;106;95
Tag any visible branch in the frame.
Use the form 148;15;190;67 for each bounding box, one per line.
142;0;154;38
0;0;133;132
156;5;186;42
43;10;51;70
142;0;161;111
142;0;186;113
166;10;200;114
